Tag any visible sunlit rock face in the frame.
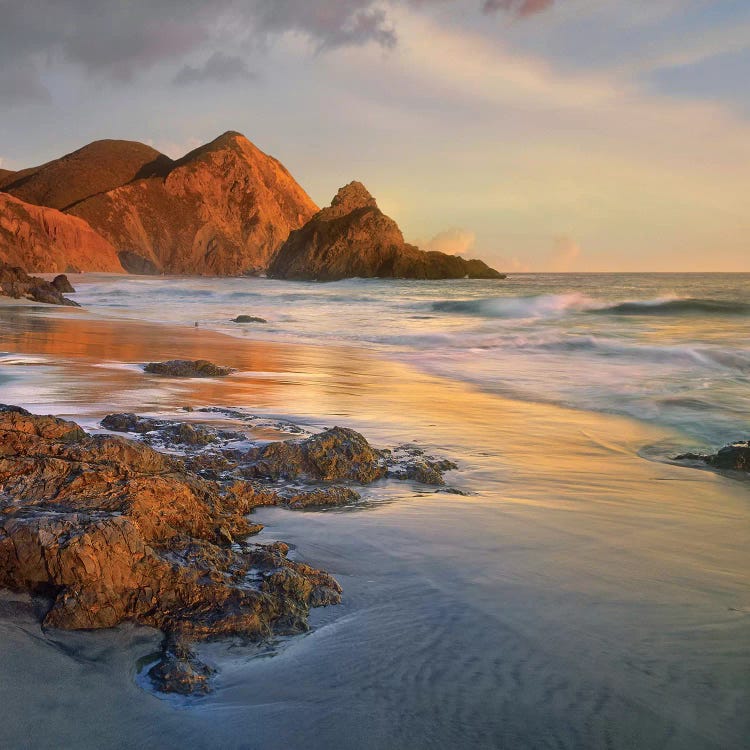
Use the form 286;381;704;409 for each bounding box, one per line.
68;132;318;276
0;193;123;273
267;181;505;281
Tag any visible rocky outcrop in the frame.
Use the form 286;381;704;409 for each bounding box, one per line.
0;193;123;273
143;360;234;378
676;441;750;473
0;404;463;692
267;182;505;281
0;406;342;694
0;262;80;306
67;132;318;276
0;139;172;211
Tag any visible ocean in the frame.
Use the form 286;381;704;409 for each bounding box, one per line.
68;272;750;447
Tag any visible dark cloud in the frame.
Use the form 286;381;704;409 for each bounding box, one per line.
173;52;255;86
0;0;554;104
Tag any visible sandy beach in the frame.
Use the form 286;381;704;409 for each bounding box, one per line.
0;300;748;749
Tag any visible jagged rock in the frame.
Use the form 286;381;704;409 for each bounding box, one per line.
0;406;341;694
0;262;80;306
676;441;750;473
243;426;387;483
233;315;268;323
51;274;75;293
143;360;234;378
267;181;505;281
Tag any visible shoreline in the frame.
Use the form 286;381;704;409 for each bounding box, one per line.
1;299;749;749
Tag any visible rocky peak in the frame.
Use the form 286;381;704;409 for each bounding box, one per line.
327;181;378;218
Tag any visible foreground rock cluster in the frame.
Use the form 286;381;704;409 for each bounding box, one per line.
0;405;458;694
0;262;79;306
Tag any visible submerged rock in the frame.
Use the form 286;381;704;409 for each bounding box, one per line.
143;359;234;378
675;440;750;473
233;315;267;323
0;262;80;306
0;405;340;694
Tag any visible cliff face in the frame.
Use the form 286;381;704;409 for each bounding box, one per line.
0;139;172;211
267;182;504;281
0;193;123;273
68;132;318;276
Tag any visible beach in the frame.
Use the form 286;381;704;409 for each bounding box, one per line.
0;288;748;749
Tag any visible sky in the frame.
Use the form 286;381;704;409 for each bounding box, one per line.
1;0;748;272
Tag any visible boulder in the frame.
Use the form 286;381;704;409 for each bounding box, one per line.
0;262;80;306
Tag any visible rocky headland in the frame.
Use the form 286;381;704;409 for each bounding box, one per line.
268;182;505;281
0;404;458;694
0;134;504;281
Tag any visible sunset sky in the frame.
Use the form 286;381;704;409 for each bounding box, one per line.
1;0;748;272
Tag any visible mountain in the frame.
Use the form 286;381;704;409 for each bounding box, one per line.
0;139;172;211
0;169;15;183
67;132;318;276
0;193;123;273
267;182;505;281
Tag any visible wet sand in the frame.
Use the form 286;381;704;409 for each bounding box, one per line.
0;304;748;749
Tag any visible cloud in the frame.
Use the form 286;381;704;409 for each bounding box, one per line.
423;227;477;255
547;235;581;271
0;1;554;98
482;0;554;18
174;52;255;86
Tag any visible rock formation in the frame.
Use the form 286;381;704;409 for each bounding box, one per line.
676;441;750;473
67;132;318;276
0;406;340;694
0;262;80;306
0;193;123;273
267;181;505;281
0;405;460;693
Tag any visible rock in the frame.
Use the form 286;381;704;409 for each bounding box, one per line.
676;440;750;472
267;181;505;281
0;405;341;694
66;132;318;276
244;426;387;483
143;360;234;378
101;413;220;447
51;274;75;293
118;250;159;275
0;262;80;306
233;315;268;323
0;193;123;274
285;486;361;508
388;457;458;486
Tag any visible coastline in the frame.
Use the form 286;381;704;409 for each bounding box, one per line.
1;301;749;749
